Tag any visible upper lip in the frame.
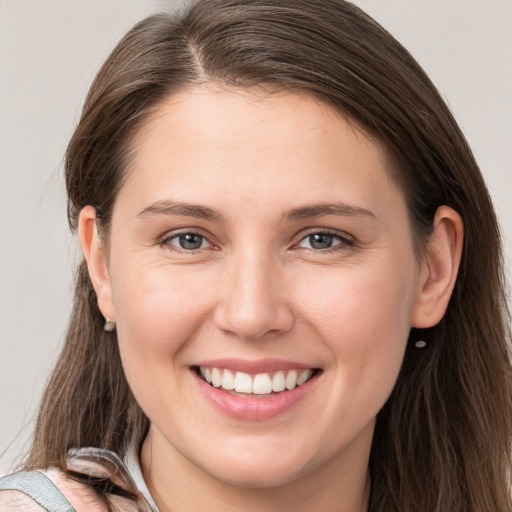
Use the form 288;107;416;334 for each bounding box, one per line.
194;358;319;374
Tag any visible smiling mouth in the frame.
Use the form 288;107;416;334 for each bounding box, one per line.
194;366;321;397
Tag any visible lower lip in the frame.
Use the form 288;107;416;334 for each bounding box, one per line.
193;370;320;421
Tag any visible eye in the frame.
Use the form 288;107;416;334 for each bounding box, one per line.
297;231;352;250
164;232;209;251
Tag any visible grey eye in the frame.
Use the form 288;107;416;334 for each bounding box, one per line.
300;233;337;250
298;231;352;251
312;233;333;249
172;233;206;250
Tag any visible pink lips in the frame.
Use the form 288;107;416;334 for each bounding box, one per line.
192;359;320;421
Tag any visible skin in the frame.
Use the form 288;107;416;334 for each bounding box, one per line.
80;85;463;512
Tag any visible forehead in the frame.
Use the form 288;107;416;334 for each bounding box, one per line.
118;84;405;222
134;84;376;162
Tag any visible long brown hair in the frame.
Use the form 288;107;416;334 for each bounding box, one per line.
26;1;512;510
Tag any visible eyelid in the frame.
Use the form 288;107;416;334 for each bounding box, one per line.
296;227;355;241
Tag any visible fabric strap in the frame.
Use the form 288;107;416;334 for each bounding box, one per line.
0;471;76;512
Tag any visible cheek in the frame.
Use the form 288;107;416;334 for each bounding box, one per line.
109;263;218;427
110;259;216;371
298;256;415;339
294;256;416;411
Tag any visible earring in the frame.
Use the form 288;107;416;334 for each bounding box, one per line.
414;340;427;349
103;317;116;332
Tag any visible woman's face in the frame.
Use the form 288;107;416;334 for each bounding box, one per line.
96;86;426;487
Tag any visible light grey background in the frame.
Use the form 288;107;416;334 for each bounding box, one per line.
1;0;511;476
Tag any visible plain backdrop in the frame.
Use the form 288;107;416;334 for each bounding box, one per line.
1;0;511;476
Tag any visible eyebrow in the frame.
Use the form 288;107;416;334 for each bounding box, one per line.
137;200;375;223
137;200;224;222
284;202;376;221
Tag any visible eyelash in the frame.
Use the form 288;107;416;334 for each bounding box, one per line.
159;229;355;254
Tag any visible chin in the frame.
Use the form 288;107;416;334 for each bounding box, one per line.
194;443;316;489
208;461;308;489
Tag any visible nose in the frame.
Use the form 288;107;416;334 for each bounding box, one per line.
213;252;294;341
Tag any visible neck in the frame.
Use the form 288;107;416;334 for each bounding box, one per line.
140;425;372;512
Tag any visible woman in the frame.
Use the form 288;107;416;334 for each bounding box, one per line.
1;0;510;510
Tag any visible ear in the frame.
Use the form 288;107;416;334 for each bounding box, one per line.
78;205;115;322
410;205;464;328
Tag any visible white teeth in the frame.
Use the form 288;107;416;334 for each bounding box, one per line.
221;369;235;390
200;367;212;383
297;369;312;386
285;370;298;390
272;371;286;392
199;367;315;394
211;368;222;388
253;373;273;394
234;371;253;393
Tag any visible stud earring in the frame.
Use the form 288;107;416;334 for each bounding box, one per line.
414;340;427;349
103;317;116;332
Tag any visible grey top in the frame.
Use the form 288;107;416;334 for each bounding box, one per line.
0;471;75;511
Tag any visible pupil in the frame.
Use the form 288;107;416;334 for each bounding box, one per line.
310;233;333;249
180;233;203;249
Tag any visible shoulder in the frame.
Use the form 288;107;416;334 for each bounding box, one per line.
0;448;153;512
0;468;108;512
0;489;48;511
